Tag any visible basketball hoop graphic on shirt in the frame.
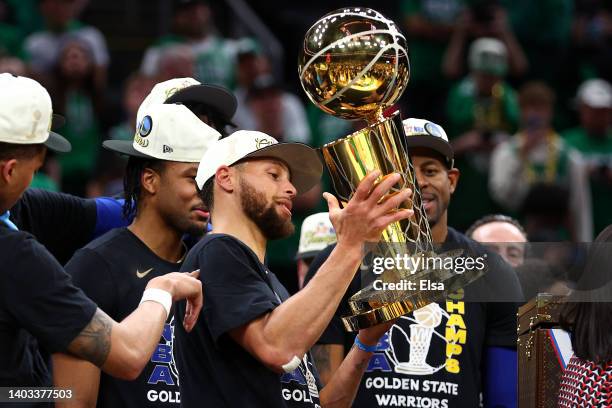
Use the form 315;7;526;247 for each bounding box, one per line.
385;303;450;375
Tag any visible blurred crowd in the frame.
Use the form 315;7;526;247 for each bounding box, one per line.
1;0;611;291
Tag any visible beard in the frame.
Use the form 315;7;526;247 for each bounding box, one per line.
239;177;294;240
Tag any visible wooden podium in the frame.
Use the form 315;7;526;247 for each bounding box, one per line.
517;293;570;407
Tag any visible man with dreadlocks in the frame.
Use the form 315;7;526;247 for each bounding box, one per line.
53;102;221;408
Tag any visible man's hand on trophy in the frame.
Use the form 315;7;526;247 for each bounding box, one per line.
323;170;413;247
357;318;397;349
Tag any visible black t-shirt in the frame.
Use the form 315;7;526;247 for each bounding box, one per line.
0;226;98;387
10;189;97;265
66;228;184;407
175;234;322;408
304;227;523;408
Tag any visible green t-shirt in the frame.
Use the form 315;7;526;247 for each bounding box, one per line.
400;0;465;85
445;77;519;230
563;127;612;235
150;34;237;89
58;90;101;185
30;173;59;192
0;23;25;57
108;122;134;142
446;77;519;137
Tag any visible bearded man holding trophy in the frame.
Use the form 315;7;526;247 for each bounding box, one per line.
301;7;524;408
175;7;521;408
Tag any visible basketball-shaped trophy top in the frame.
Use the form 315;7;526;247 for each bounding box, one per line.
298;7;410;121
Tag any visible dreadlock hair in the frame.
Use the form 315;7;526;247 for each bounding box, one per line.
0;142;46;161
465;214;528;240
122;156;166;219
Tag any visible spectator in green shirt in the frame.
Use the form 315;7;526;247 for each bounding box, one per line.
399;0;466;123
445;37;520;230
490;82;593;241
563;79;612;236
139;0;240;90
0;0;25;58
45;37;105;196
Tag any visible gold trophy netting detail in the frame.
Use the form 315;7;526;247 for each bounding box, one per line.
321;113;435;308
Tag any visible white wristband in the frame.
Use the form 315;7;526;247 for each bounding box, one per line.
140;288;172;319
282;355;303;373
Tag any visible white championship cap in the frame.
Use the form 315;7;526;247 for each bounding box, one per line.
296;212;336;260
195;130;322;194
468;37;508;76
403;118;454;167
104;103;221;162
136;77;237;128
576;78;612;109
0;73;71;152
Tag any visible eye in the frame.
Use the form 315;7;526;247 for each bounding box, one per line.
268;171;279;180
424;167;438;177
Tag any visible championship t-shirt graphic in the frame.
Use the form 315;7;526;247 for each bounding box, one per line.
356;291;480;408
144;316;180;404
280;354;321;407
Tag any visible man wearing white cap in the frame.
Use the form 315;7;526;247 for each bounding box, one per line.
174;130;414;407
296;212;336;289
136;76;237;137
0;74;203;394
563;78;612;235
306;118;523;408
53;103;220;407
4;76;236;267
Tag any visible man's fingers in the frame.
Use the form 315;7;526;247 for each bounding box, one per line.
323;192;340;213
367;173;402;205
183;292;203;332
376;209;414;230
374;189;412;217
188;270;200;278
353;170;381;201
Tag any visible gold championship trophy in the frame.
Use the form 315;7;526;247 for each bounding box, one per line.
298;7;485;331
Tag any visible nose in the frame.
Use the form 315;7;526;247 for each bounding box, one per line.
284;180;297;199
414;168;428;190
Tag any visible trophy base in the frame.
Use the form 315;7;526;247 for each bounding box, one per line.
341;249;487;331
341;293;432;332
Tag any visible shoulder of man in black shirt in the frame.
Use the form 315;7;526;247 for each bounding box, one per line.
175;234;322;408
64;229;128;318
179;233;282;343
10;189;97;264
0;227;98;387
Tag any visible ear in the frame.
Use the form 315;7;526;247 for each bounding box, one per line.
141;167;160;195
215;165;236;194
0;159;18;184
447;168;460;195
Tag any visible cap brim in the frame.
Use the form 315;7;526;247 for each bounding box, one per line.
165;84;237;124
45;131;71;153
242;143;323;195
405;135;454;164
102;140;152;158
